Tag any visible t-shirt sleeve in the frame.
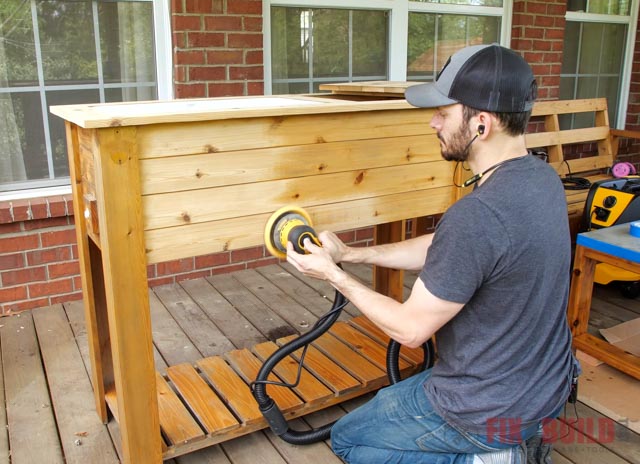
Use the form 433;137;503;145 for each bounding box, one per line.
420;198;509;304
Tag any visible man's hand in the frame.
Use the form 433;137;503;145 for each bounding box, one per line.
286;238;342;282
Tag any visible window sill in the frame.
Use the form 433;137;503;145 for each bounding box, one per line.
0;186;74;224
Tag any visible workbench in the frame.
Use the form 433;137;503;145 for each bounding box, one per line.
568;223;640;379
50;94;450;463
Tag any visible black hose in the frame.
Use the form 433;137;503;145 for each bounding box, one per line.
252;289;436;445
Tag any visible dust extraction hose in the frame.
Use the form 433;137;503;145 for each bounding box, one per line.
251;288;435;445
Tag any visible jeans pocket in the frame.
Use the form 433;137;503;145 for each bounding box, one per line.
416;422;495;454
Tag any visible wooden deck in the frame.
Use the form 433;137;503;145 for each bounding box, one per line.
0;262;639;464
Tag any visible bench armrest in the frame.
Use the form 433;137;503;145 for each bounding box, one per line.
610;129;640;157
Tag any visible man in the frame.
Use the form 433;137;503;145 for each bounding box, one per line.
286;44;578;463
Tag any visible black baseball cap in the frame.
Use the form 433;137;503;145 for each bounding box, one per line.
405;44;536;113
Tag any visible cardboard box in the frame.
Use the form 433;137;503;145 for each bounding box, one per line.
600;318;640;357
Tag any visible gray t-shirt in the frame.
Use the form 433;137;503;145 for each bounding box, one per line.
420;154;574;435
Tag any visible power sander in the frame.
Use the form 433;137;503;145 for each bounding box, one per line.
264;205;322;259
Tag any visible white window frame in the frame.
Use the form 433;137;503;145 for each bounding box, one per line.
0;0;172;200
262;0;512;94
565;2;639;129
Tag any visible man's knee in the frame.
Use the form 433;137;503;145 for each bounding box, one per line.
330;414;354;458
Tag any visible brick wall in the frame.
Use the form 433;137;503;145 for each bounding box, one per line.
172;0;264;98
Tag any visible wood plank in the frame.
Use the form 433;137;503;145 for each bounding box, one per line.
93;126;163;463
196;356;263;425
231;269;320;331
142;162;452;230
180;278;266;349
32;305;119;463
531;98;607;116
155;372;205;446
263;418;343;464
329;321;411;372
1;313;64;463
311;333;387;387
153;284;236;357
551;417;630;463
136;108;434;158
278;262;361;318
140;135;441;195
219;431;287;464
207;273;298;341
349;316;425;367
165;364;239;435
224;349;304;414
276;335;362;395
175;444;232;464
145;187;454;263
256;264;352;322
149;290;203;367
65;300;169;375
252;341;334;407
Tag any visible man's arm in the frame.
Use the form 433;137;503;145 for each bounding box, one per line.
318;230;434;272
286;240;463;348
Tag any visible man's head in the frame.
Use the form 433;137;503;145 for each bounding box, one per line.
405;44;537;137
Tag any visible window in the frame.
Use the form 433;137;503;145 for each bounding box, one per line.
0;0;171;193
561;0;637;128
266;1;511;94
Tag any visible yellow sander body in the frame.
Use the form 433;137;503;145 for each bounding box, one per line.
264;206;321;259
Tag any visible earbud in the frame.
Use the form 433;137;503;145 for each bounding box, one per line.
477;125;485;135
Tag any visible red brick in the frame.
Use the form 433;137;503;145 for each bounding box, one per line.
10;199;30;222
2;266;46;286
40;228;76;247
188;32;225;48
28;278;74;298
175;49;206;65
245;50;263;65
173;15;201;31
2;298;49;314
231;246;264;263
208;82;245;96
171;0;184;14
189;66;227;81
229;66;263;80
173;31;187;48
0;234;39;253
23;216;70;231
0;206;13;224
526;2;547;14
243;16;263;32
227;0;261;15
175;83;207;98
156;258;194;276
48;196;71;218
247;81;264;96
148;276;175;288
174;270;211;282
0;253;25;271
48;261;80;279
337;230;356;244
26;246;73;266
185;0;217;14
30;199;48;220
210;263;245;275
174;66;187;83
355;227;374;241
195;252;230;268
227;33;262;49
205;15;243;31
207;50;244;65
51;292;82;305
0;285;27;303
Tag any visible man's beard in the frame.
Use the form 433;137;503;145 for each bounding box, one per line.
439;120;474;162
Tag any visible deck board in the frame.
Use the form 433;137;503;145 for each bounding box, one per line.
0;263;637;463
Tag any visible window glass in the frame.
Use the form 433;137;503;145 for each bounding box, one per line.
407;13;500;81
567;0;630;15
560;20;626;127
270;7;388;93
412;0;503;6
0;0;159;192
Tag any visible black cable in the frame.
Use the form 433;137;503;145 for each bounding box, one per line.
561;159;591;190
251;287;435;445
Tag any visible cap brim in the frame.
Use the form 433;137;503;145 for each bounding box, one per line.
405;82;457;108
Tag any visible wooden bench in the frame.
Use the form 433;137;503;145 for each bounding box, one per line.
320;84;634;237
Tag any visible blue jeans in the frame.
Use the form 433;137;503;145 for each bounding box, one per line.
331;370;537;464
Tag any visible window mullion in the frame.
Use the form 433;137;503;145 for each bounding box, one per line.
92;0;105;103
30;0;55;180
